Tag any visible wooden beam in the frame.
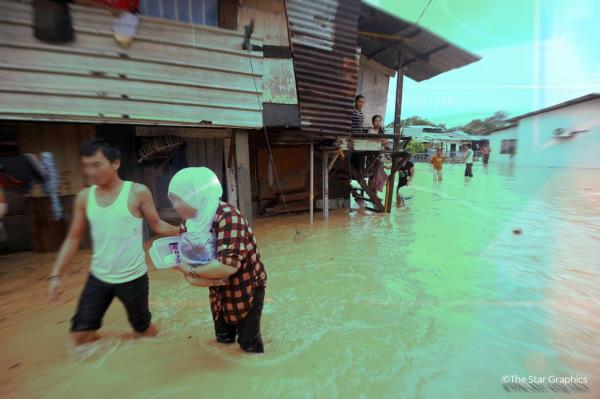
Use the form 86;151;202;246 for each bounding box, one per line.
348;163;385;212
234;130;252;222
322;150;329;220
400;43;450;69
135;127;233;139
385;51;405;213
310;141;314;225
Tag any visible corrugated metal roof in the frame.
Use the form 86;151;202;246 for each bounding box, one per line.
286;0;362;137
358;3;480;82
0;0;264;127
445;130;473;140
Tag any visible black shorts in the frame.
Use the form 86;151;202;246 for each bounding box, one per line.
71;273;152;333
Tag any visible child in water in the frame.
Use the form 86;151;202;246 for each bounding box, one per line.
168;167;268;353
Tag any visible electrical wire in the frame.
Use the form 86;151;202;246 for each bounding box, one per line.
415;0;433;25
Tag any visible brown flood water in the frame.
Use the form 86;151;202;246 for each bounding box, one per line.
1;163;599;399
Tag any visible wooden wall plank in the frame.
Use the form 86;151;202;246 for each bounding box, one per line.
0;48;263;90
0;0;264;128
0;92;263;128
223;137;238;207
0;24;263;73
0;70;262;111
234;130;252;221
238;0;289;46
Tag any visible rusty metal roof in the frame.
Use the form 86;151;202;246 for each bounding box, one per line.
286;0;362;137
358;3;481;82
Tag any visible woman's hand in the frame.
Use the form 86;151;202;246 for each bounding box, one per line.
174;262;193;274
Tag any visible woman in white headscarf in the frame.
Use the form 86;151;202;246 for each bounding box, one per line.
168;167;236;286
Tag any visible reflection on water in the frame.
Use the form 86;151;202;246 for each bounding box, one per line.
1;163;599;399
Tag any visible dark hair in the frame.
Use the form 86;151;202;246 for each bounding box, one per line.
355;95;365;103
467;143;472;148
372;114;382;124
80;138;121;162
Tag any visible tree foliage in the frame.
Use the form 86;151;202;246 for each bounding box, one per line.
385;111;511;135
461;111;511;135
405;141;429;154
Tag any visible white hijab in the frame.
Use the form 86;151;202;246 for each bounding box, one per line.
168;167;223;233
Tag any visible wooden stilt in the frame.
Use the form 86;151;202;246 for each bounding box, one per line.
322;150;329;220
310;141;314;225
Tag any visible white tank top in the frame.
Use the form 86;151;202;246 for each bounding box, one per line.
86;181;146;284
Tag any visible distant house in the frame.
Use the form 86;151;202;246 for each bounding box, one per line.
401;126;485;158
487;94;600;168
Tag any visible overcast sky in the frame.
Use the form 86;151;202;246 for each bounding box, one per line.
366;0;600;127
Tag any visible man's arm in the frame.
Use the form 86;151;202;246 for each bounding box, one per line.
50;190;87;278
48;190;87;302
135;184;179;236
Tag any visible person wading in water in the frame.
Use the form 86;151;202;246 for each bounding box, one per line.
48;139;178;346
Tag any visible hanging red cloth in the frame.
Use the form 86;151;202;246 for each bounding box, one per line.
93;0;139;12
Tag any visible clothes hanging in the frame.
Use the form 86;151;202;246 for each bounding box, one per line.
40;152;63;220
0;154;46;193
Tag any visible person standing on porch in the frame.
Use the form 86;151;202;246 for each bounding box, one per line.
48;139;179;346
368;114;385;134
350;95;367;186
351;95;366;135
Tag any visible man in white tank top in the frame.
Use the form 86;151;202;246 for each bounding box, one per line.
48;139;179;346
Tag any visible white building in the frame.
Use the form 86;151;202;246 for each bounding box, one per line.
488;94;600;168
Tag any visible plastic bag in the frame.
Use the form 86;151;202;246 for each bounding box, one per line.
180;231;217;265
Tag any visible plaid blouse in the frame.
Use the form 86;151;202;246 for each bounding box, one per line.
209;202;267;324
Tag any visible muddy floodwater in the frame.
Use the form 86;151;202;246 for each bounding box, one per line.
1;163;599;399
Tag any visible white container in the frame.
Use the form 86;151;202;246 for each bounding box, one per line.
149;236;182;269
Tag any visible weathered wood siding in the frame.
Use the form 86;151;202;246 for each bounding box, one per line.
0;0;264;128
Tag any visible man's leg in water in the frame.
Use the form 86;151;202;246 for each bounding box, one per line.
115;273;158;337
70;274;115;346
464;163;474;177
